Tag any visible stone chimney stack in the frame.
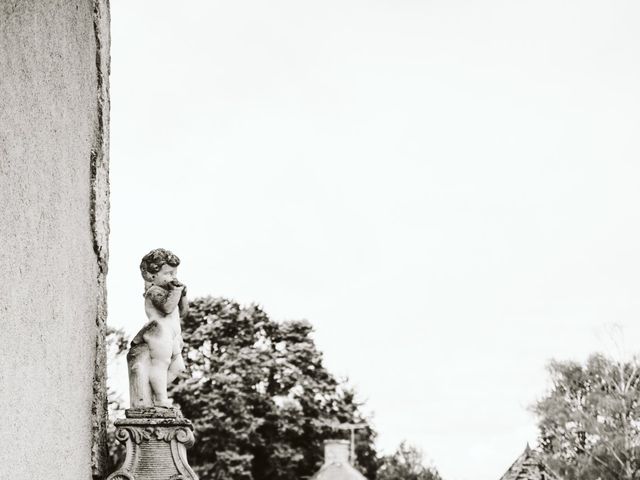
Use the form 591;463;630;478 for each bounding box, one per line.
324;440;351;465
310;439;368;480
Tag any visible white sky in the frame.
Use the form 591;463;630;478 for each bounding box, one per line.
108;2;640;479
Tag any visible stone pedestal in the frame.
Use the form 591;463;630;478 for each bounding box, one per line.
107;407;198;480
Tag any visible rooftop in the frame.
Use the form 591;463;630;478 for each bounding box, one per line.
498;445;560;480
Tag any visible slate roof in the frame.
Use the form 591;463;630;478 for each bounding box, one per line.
498;445;560;480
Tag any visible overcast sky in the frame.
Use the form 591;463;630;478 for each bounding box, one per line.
108;2;640;479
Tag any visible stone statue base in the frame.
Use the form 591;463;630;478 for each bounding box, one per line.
106;407;198;480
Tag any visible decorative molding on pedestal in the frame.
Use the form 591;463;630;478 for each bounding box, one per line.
107;407;198;480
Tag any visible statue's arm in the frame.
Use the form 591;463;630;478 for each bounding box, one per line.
178;286;189;319
146;285;182;314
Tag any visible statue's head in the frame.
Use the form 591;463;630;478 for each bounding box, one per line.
140;248;181;286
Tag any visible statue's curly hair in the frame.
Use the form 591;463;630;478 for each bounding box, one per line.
139;248;180;278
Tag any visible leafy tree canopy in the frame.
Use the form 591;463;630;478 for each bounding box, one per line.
377;441;442;480
170;296;378;480
533;353;640;480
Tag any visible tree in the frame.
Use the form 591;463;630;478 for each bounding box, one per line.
170;296;378;480
377;441;442;480
533;353;640;480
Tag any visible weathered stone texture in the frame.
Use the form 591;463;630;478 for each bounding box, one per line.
0;0;110;478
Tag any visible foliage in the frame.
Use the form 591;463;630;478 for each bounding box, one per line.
377;441;442;480
533;353;640;480
170;296;378;480
107;325;129;358
106;326;129;471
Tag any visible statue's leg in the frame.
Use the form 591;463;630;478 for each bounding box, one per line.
143;326;174;407
149;358;171;407
127;345;152;407
167;354;186;384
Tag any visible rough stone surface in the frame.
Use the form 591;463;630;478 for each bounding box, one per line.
126;407;186;419
0;0;110;478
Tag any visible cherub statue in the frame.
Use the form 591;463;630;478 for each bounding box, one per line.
127;248;188;408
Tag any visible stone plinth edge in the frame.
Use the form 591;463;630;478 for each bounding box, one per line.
125;407;185;419
106;413;198;480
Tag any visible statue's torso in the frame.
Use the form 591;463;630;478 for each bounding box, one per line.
130;296;183;359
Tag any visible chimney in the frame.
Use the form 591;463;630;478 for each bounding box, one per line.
310;439;368;480
324;440;351;465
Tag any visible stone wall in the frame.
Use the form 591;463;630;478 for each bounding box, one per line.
0;1;110;478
